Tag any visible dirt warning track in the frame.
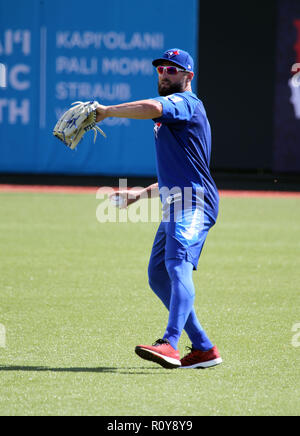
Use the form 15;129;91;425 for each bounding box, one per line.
0;184;299;198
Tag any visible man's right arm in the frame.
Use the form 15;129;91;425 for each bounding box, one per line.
96;100;162;122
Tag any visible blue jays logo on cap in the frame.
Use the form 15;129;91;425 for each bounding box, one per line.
152;48;194;72
166;49;180;58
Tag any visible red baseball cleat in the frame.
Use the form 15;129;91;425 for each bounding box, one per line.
180;345;222;369
135;339;181;369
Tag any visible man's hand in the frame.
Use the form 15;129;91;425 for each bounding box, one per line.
109;183;159;209
109;190;142;209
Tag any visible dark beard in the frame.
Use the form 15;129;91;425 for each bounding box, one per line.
158;80;185;96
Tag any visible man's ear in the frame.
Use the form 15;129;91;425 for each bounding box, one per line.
185;71;194;87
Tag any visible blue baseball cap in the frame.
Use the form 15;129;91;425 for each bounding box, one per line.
152;48;194;72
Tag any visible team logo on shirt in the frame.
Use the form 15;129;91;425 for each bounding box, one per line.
154;122;162;138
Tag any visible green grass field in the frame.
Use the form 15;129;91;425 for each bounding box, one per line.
0;191;299;416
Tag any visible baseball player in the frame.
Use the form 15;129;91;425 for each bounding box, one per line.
96;48;222;369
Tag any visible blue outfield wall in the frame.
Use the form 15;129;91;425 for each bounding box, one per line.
0;0;199;176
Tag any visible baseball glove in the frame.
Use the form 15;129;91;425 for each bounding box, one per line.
53;100;106;150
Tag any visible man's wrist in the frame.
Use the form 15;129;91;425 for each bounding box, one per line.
96;105;109;122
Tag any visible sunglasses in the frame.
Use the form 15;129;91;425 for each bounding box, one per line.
156;66;188;75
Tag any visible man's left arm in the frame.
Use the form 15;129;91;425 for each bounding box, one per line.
110;183;159;209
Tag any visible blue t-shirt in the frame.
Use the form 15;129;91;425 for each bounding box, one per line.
152;91;219;223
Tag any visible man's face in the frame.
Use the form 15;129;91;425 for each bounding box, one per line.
157;60;192;96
